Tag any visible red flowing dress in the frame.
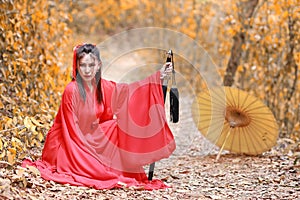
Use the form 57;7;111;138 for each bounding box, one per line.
22;71;176;190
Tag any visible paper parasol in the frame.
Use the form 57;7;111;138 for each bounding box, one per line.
192;87;279;160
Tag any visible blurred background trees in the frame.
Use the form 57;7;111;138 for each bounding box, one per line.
0;0;299;164
0;0;72;163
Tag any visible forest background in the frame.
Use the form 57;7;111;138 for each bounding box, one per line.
0;0;300;166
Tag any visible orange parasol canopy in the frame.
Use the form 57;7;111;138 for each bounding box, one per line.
192;87;279;160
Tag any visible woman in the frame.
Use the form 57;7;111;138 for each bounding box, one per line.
23;43;176;190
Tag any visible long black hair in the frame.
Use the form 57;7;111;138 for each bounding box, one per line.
74;44;103;103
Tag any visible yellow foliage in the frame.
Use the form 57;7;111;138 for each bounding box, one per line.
237;65;244;72
0;0;72;163
0;151;6;159
30;117;43;127
0;138;2;151
38;132;44;142
7;150;16;165
8;148;16;155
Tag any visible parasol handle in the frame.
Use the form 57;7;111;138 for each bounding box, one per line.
216;127;232;161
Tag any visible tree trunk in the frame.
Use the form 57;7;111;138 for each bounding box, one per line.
283;13;298;136
223;0;259;86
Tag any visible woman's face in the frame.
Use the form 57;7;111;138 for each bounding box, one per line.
77;53;100;83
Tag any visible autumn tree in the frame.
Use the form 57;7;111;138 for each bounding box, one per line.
0;0;72;163
223;0;259;86
220;0;300;139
